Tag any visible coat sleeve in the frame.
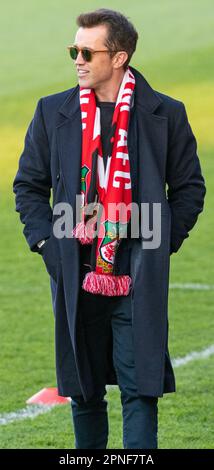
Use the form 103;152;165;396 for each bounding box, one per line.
166;101;206;254
13;98;53;251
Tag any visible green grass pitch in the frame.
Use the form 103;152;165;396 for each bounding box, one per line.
0;0;213;448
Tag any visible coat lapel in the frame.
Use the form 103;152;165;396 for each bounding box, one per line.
56;86;82;208
55;67;167;209
129;66;168;204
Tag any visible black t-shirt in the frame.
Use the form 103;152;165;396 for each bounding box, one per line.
80;99;116;267
97;99;115;169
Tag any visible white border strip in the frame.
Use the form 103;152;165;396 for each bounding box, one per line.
0;344;213;426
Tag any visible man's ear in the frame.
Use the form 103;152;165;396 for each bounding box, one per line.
112;51;128;69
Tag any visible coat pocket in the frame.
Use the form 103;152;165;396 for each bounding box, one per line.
40;234;60;282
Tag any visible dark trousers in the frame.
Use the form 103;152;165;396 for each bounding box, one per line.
71;267;158;449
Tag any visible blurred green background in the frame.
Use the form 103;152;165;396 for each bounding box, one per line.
0;0;213;448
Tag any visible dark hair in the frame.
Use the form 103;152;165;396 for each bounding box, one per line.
76;8;138;69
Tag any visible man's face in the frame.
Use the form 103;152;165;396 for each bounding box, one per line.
73;25;119;90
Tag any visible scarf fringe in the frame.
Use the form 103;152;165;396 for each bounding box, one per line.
72;221;95;245
82;271;132;296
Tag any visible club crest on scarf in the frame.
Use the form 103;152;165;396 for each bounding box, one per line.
98;220;128;271
72;67;135;296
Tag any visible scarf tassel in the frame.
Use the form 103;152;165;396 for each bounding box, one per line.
72;221;96;245
82;271;132;296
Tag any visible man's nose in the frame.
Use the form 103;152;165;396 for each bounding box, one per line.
75;51;86;65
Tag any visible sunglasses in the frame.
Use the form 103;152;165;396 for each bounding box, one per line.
67;45;119;62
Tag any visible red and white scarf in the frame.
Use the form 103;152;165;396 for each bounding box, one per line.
72;67;135;296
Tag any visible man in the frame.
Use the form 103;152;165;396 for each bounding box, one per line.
13;9;206;449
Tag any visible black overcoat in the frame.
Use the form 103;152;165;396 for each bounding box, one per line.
13;66;206;401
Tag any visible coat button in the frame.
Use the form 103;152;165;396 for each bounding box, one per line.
56;173;60;181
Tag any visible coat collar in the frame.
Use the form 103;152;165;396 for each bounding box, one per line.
57;65;163;123
129;66;163;113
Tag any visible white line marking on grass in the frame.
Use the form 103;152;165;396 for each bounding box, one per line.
0;404;54;426
0;344;214;426
172;344;214;368
169;283;214;290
